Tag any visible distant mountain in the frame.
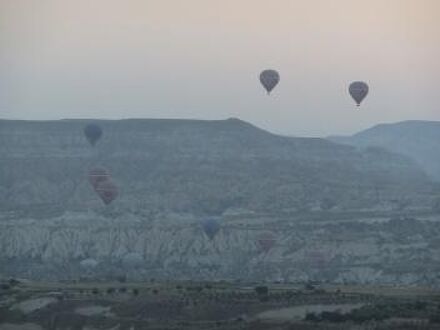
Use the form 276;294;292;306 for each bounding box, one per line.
0;118;435;216
329;120;440;181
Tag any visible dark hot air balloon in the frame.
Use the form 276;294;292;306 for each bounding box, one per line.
259;69;280;94
84;123;103;146
349;81;369;106
95;180;118;205
202;217;221;240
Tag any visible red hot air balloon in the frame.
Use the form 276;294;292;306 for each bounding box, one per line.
257;232;276;253
88;167;110;190
95;180;118;205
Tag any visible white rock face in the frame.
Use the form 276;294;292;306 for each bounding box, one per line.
75;305;113;317
122;252;144;268
1;211;439;285
80;258;99;269
11;297;56;314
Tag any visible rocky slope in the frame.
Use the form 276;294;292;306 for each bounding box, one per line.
0;119;439;284
329;120;440;181
1;212;440;285
0;118;435;214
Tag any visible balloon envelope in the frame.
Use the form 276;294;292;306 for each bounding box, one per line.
95;180;118;205
84;123;103;146
349;81;369;106
260;70;280;94
88;167;110;190
257;232;276;253
202;217;221;240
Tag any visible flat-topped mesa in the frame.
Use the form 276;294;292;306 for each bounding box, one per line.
0;118;437;215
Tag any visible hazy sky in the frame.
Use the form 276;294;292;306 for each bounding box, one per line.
1;0;439;136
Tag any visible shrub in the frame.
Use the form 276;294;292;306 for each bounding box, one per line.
413;301;428;311
254;286;269;296
348;306;390;323
430;314;440;324
8;279;20;287
305;283;315;291
1;284;11;290
258;295;269;303
117;275;126;283
320;311;346;322
305;312;319;322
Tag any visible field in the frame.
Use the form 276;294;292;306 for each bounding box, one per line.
1;279;440;329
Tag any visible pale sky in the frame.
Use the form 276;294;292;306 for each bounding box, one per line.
1;0;439;136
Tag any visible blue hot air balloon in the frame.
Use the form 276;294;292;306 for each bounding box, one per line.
202;217;221;240
84;123;103;146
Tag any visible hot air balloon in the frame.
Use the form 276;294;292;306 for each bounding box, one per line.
259;69;280;94
95;180;118;205
88;167;110;190
349;81;369;106
257;232;276;253
84;123;103;146
202;217;221;240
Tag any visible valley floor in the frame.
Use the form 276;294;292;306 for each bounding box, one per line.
1;280;440;330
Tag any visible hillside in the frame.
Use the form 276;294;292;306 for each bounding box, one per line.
0;118;439;284
329;120;440;181
0;118;435;215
